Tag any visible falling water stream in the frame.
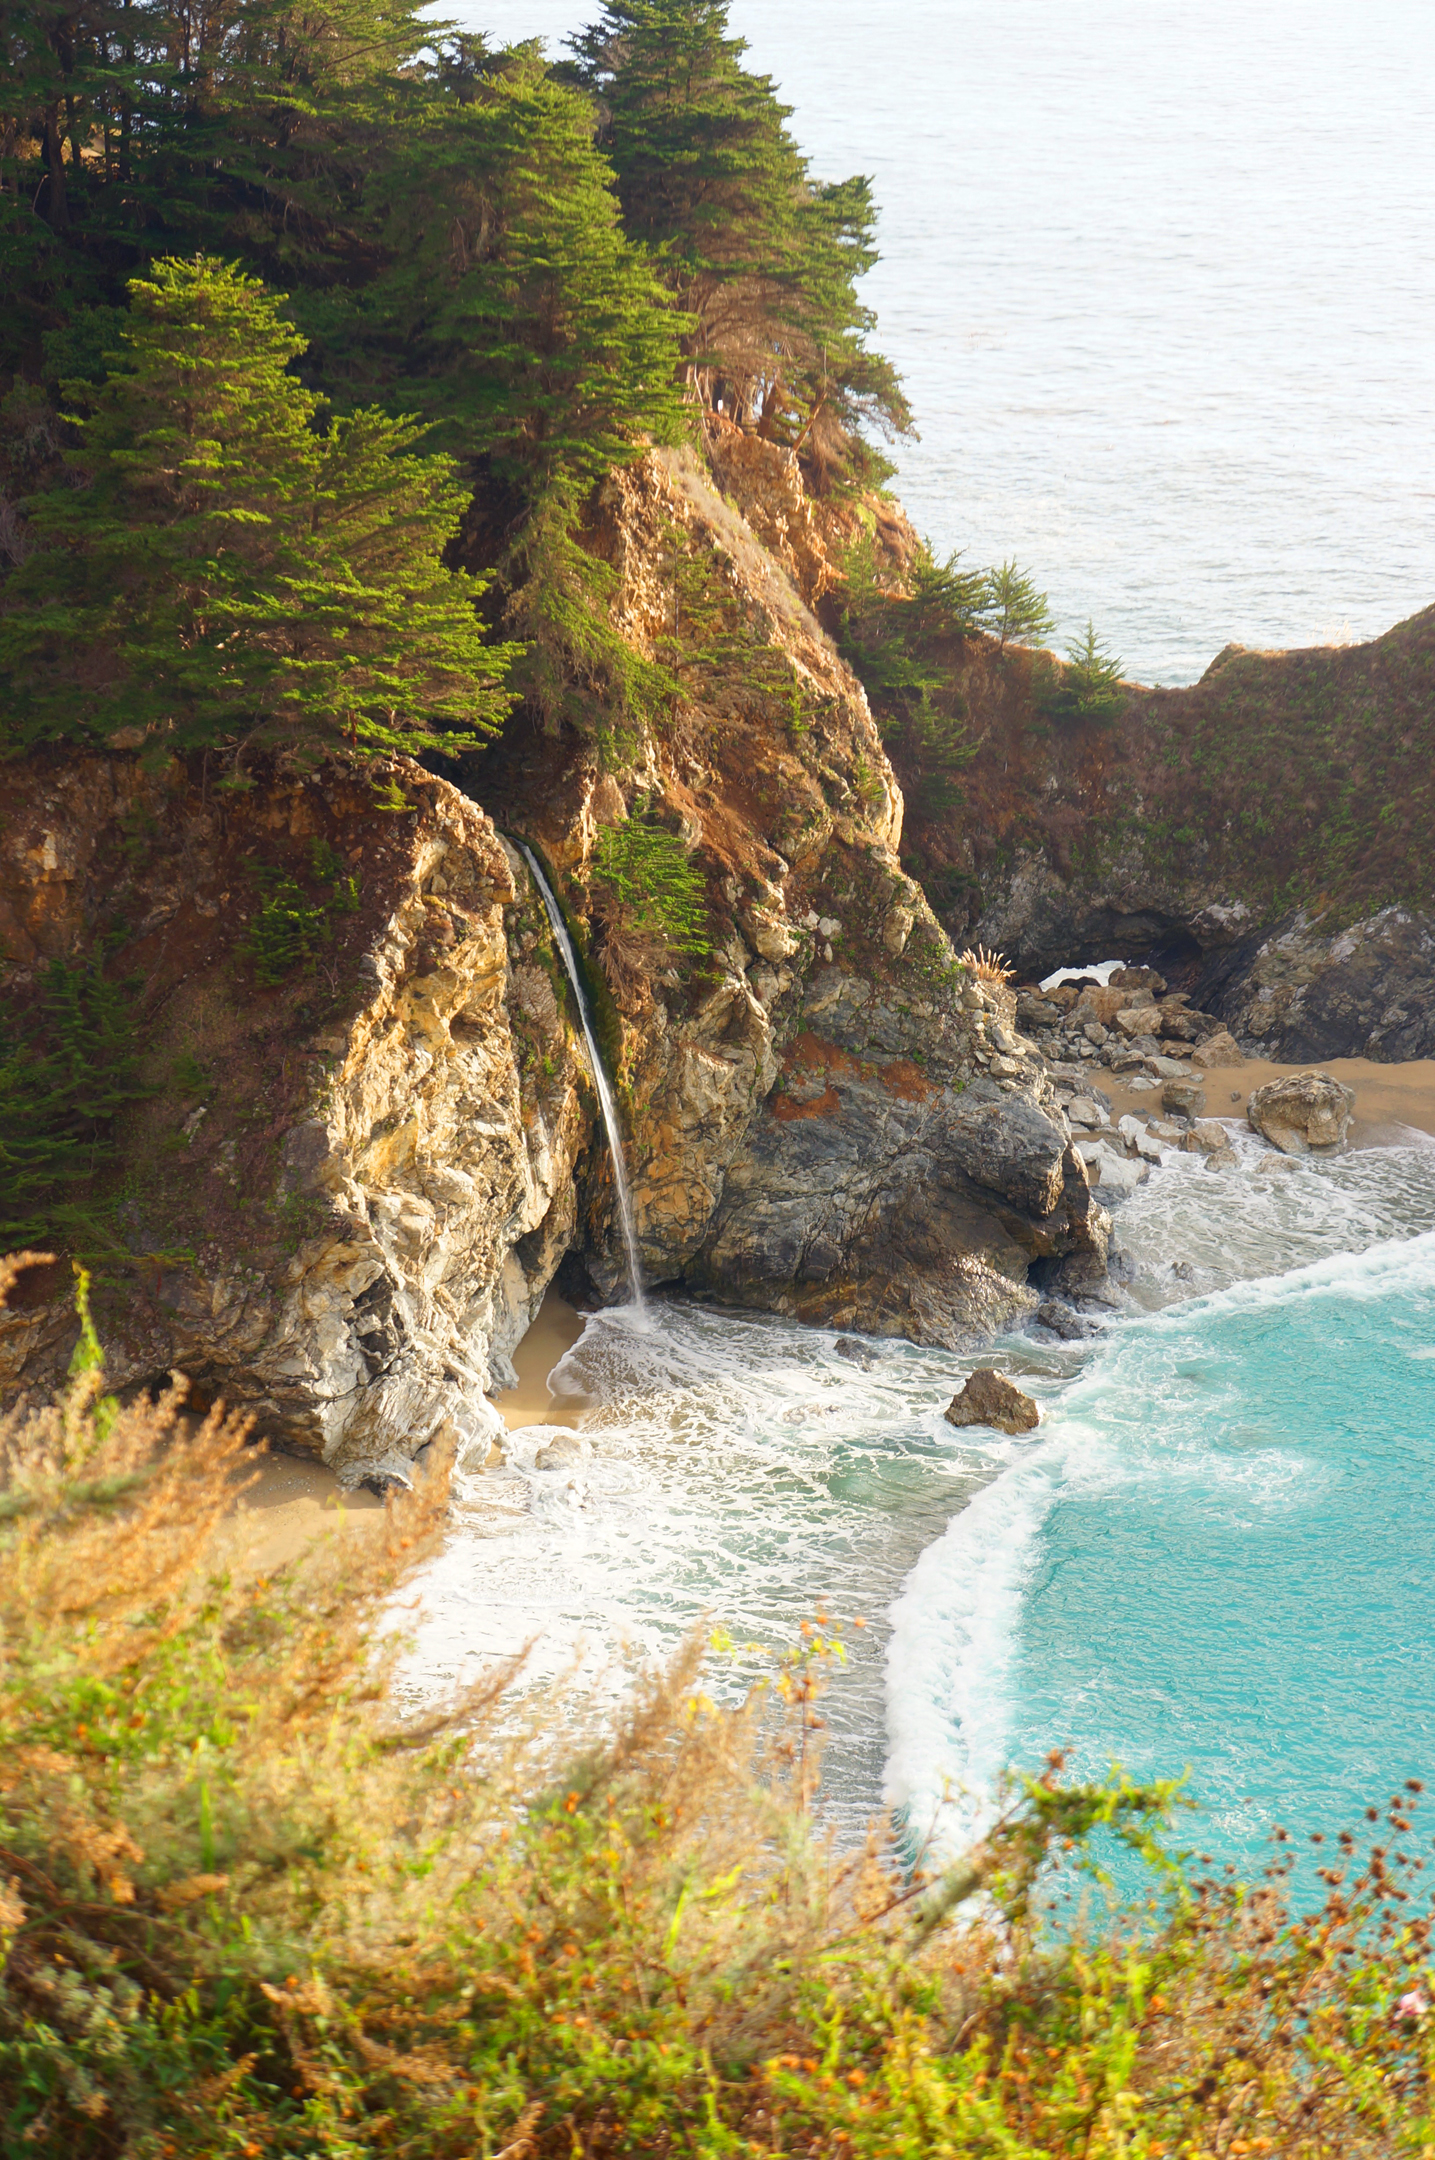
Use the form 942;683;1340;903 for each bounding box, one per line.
516;842;647;1319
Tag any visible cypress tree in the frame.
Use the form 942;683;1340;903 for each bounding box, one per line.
314;49;688;498
570;0;909;482
0;256;513;761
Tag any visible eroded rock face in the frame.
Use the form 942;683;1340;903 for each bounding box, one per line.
1247;1070;1355;1154
1217;909;1435;1063
945;1368;1040;1434
0;755;593;1483
686;958;1109;1350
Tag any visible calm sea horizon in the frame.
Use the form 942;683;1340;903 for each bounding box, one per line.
444;0;1435;683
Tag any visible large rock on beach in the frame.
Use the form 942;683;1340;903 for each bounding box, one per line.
945;1368;1040;1434
1191;1030;1244;1068
1246;1070;1355;1154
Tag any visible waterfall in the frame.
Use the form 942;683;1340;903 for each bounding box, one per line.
517;843;648;1320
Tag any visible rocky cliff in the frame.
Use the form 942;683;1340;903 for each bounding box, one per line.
0;422;1108;1472
887;607;1435;1058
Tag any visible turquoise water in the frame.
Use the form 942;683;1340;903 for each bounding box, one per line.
419;1131;1435;1876
886;1191;1435;1876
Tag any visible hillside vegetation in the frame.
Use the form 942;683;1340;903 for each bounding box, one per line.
4;1260;1435;2156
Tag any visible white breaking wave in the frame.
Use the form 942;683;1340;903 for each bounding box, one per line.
882;1160;1435;1858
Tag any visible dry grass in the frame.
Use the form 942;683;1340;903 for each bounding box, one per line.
959;943;1015;984
4;1254;1435;2156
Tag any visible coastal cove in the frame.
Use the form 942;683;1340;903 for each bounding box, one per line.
8;0;1435;2136
376;1087;1435;1879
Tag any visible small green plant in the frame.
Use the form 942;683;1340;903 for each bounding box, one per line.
309;835;361;910
169;1049;212;1097
240;867;332;985
0;947;153;1242
1047;618;1127;725
984;558;1056;650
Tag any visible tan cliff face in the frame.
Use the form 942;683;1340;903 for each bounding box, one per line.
0;429;1110;1466
0;755;593;1483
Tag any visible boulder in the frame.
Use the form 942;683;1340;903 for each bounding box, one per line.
1246;1070;1355;1154
944;1368;1040;1434
1161;1076;1207;1118
1184;1119;1230;1155
1191;1029;1243;1069
534;1432;591;1470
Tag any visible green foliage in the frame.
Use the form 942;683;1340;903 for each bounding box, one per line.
1047;616;1127;725
592;807;711;956
571;0;910;484
240;846;360;985
985;556;1056;650
0;0;438;371
5;1311;1435;2157
0;257;514;764
837;533;980;811
503;484;676;742
318;50;688;499
0;945;152;1243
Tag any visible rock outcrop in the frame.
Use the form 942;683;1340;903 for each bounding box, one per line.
0;753;594;1482
944;1368;1040;1434
0;427;1119;1462
883;606;1435;1064
1246;1071;1356;1155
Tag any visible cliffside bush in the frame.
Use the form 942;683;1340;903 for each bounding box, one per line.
4;1257;1435;2156
0;947;153;1245
1044;619;1127;726
590;806;711;998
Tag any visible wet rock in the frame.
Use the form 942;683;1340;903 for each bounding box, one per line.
835;1335;879;1368
1247;1070;1355;1153
534;1432;591;1470
1184;1120;1231;1154
945;1367;1040;1434
1204;1147;1239;1170
1034;1301;1102;1341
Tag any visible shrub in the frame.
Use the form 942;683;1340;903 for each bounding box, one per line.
0;947;153;1244
4;1257;1435;2158
590;807;711;1000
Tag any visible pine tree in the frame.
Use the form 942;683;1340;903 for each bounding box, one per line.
0;256;513;760
1047;620;1126;725
984;560;1055;652
570;0;908;483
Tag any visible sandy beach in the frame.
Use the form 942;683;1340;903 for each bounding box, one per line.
1102;1054;1435;1146
221;1289;588;1565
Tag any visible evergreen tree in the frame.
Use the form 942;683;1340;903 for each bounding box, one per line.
1046;619;1125;725
984;559;1055;651
570;0;908;483
316;50;687;497
0;256;512;761
0;0;434;371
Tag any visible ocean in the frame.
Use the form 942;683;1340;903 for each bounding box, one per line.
450;0;1435;682
416;1127;1435;1883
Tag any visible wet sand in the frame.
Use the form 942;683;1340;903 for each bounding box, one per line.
221;1289;588;1565
491;1288;586;1431
1099;1054;1435;1145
